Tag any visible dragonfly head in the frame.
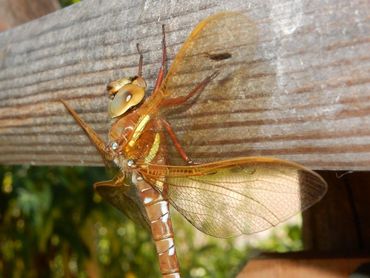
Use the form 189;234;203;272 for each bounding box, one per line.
107;76;147;118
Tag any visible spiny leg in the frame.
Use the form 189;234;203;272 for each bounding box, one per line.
61;99;114;162
156;71;219;164
94;172;125;189
94;173;152;231
160;71;219;107
160;118;194;165
153;24;168;93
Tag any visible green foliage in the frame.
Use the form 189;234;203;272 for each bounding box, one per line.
0;165;303;277
0;166;159;278
59;0;80;8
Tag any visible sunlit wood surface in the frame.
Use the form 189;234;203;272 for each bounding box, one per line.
0;0;369;169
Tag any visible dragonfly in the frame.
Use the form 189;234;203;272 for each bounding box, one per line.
62;12;327;278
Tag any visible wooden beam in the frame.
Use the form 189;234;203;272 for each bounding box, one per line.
0;0;369;169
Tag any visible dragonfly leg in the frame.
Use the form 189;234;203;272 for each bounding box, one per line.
153;25;168;93
95;172;152;232
61;99;114;162
160;118;195;165
160;71;219;107
94;172;125;189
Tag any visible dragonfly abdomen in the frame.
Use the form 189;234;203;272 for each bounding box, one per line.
136;175;181;277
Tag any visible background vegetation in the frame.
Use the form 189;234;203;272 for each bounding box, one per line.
0;165;302;278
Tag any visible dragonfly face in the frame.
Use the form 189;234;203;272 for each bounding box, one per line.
108;76;147;118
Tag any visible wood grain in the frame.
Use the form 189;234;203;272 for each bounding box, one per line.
0;0;369;169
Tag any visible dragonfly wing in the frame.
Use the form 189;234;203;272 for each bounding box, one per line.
140;157;327;238
95;173;151;231
160;12;257;99
156;12;260;164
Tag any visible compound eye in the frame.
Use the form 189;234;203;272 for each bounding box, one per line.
132;76;147;89
108;84;145;118
107;78;132;95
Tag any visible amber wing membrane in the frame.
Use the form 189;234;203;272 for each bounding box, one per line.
95;175;151;231
156;12;260;164
61;101;150;229
159;12;257;98
139;157;327;238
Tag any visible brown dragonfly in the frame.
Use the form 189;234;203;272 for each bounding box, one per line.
62;12;327;278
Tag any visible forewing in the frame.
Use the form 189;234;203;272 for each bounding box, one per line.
157;12;260;164
140;157;327;238
160;12;256;99
95;174;150;231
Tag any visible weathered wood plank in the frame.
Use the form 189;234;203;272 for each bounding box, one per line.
0;0;369;169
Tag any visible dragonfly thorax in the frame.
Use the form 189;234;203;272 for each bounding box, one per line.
108;111;140;149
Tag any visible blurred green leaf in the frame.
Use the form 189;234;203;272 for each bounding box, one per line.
0;165;304;277
59;0;81;8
